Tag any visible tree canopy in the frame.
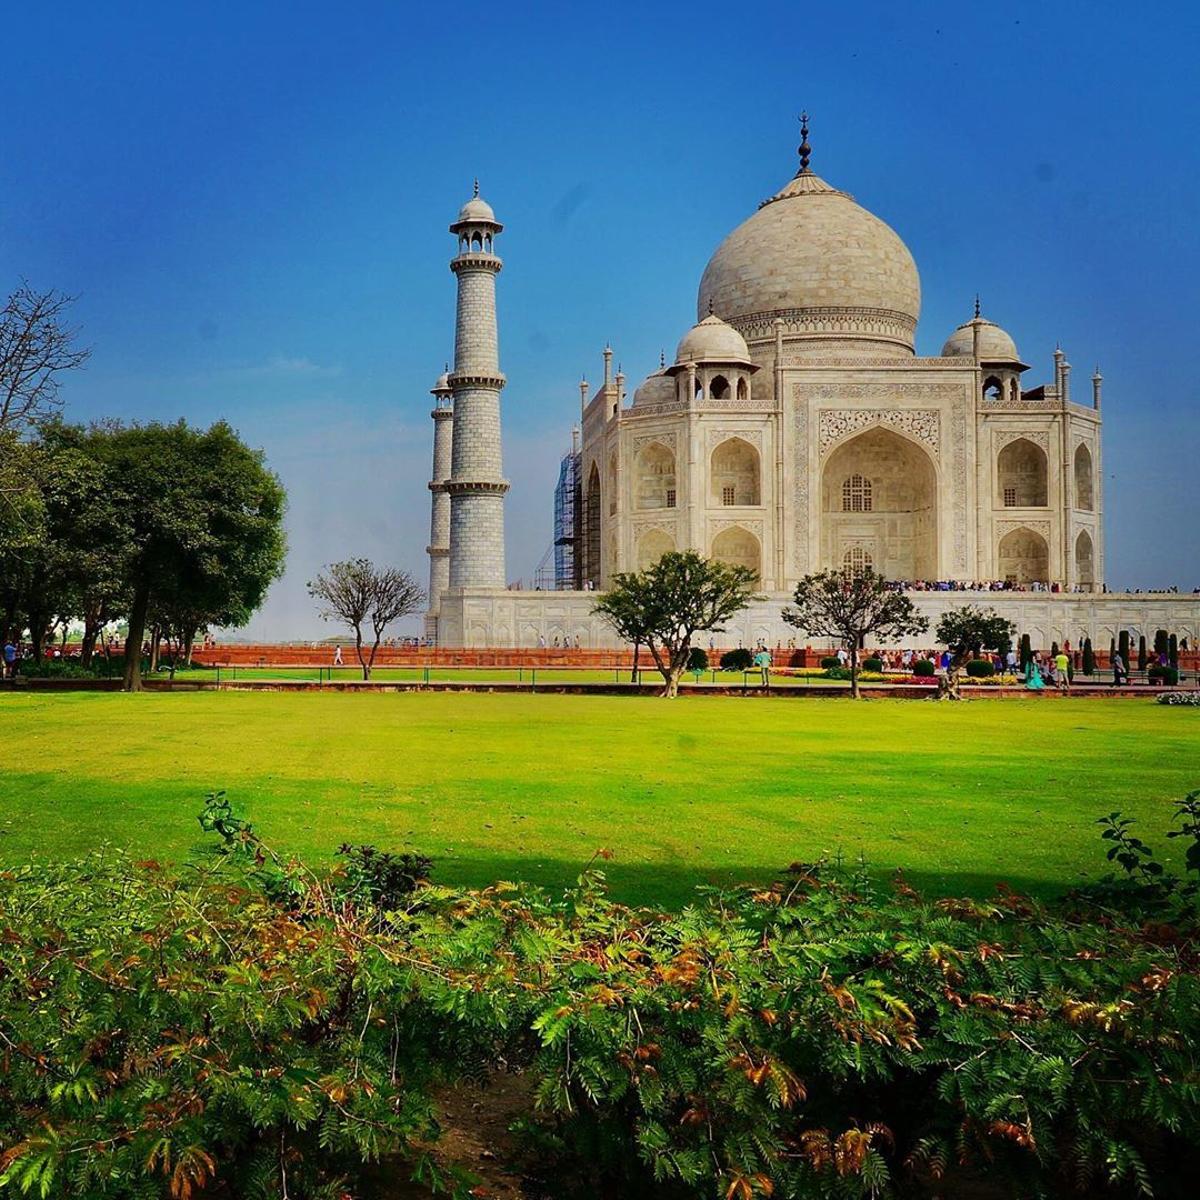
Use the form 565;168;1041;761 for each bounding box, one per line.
594;551;760;697
308;559;424;679
934;605;1016;699
783;569;928;697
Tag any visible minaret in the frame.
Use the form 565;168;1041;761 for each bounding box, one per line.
424;368;453;642
447;182;508;589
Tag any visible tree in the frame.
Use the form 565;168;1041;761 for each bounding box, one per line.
1082;637;1095;676
308;559;424;680
782;568;928;699
934;606;1016;700
1138;634;1148;672
1119;630;1132;673
0;282;90;433
594;551;759;698
1020;633;1033;671
92;421;287;691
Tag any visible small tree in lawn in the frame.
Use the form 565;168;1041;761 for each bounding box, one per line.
934;606;1016;700
593;551;759;698
782;568;928;699
1137;634;1148;672
1082;636;1095;676
308;559;424;680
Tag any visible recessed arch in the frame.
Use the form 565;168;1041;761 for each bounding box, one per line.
710;437;760;506
842;545;873;580
821;427;937;580
635;442;677;510
607;451;618;516
1075;529;1095;590
1074;443;1094;511
709;374;731;400
711;525;760;580
998;438;1048;507
636;527;675;570
584;462;601;587
736;376;748;401
998;527;1049;586
983;375;1004;401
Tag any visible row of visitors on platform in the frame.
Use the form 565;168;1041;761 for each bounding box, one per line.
886;579;1098;594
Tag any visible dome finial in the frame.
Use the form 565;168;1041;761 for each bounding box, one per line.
473;178;479;198
707;296;715;316
797;111;812;174
660;348;666;369
974;294;981;319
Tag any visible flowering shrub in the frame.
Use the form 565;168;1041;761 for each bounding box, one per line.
1158;691;1200;706
1;797;1199;1198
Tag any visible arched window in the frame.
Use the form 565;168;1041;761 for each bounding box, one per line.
607;452;618;516
709;374;730;400
1074;443;1094;511
998;438;1048;507
710;437;760;506
711;526;760;579
842;546;873;580
736;377;748;401
841;474;872;512
584;464;601;587
471;231;482;251
983;375;1004;401
635;442;676;510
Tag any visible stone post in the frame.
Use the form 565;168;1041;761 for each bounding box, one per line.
447;185;509;590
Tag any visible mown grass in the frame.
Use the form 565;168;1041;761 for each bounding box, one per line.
2;691;1196;906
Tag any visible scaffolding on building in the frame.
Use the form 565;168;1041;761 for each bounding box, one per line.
553;437;580;590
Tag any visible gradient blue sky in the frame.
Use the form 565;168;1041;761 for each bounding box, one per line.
3;1;1197;637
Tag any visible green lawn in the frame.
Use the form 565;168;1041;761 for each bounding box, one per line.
2;691;1196;907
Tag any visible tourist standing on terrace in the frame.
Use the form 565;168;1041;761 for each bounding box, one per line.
1112;650;1127;686
1055;648;1071;693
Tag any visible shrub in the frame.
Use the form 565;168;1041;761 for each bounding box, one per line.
862;655;884;672
3;798;1200;1200
913;658;936;677
1082;636;1095;675
687;646;708;673
718;647;753;671
965;658;995;677
1158;691;1200;706
819;655;841;669
1148;664;1180;685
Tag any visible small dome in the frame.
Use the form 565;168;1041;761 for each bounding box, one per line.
431;370;452;394
674;314;751;366
456;195;496;224
632;369;675;408
942;317;1023;364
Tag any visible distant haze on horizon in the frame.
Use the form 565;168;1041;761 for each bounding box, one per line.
3;1;1198;639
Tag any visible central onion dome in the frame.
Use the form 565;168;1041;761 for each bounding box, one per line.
697;120;920;354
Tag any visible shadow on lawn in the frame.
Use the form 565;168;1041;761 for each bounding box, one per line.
405;853;1101;911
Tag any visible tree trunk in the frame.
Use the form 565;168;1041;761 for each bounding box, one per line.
184;629;195;668
631;640;640;684
938;653;965;701
149;625;161;673
366;634;382;681
123;581;150;691
354;627;369;680
849;645;860;699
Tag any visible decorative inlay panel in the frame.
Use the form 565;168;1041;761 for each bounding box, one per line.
708;518;764;537
995;430;1051;455
632;432;678;453
706;428;764;450
818;408;940;454
996;519;1052;539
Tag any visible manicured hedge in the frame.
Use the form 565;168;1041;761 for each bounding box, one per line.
913;658;936;677
965;658;995;677
719;648;754;671
862;655;884;672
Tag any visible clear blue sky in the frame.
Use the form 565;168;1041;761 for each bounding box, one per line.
3;1;1197;637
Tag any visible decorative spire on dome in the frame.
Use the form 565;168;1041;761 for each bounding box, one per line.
974;294;981;319
473;178;479;198
797;112;812;175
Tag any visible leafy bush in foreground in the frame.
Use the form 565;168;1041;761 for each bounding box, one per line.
1;800;1199;1199
720;648;754;671
1159;691;1200;706
912;658;936;677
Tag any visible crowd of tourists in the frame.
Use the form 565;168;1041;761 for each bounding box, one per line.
885;579;1097;594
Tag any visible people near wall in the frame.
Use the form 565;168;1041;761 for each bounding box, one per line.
1025;654;1045;691
1112;650;1127;686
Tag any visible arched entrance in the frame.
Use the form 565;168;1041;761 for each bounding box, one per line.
710;438;760;506
711;526;761;579
1074;444;1094;511
998;527;1049;586
821;427;937;581
998;438;1048;507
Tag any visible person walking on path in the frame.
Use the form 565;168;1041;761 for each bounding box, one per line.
333;644;343;668
1055;648;1071;693
754;646;772;688
3;639;15;680
1112;650;1127;687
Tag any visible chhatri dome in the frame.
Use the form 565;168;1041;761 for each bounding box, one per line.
941;306;1027;366
673;312;752;366
697;115;921;353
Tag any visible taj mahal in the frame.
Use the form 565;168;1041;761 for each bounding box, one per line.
422;120;1200;650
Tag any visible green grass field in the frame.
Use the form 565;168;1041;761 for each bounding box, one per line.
2;691;1196;906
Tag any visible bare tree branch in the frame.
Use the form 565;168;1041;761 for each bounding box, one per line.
0;282;91;432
